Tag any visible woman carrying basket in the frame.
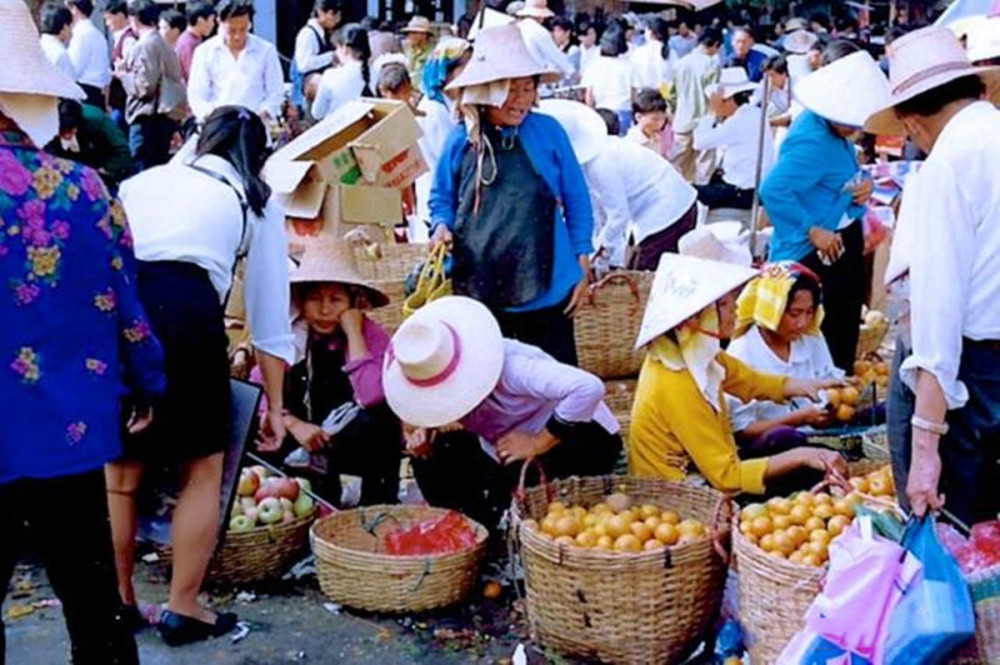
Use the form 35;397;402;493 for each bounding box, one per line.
628;246;847;497
428;24;594;365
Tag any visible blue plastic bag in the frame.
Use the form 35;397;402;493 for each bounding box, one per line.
884;517;975;664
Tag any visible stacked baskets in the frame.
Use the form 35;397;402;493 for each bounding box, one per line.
354;242;428;333
512;475;732;664
310;505;488;613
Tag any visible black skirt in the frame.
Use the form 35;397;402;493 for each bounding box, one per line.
121;261;231;464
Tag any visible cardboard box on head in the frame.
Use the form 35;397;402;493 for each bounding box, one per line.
264;99;427;247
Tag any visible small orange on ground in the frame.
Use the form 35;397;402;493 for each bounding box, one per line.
483;581;502;599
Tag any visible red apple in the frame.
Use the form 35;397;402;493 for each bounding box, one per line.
254;478;281;503
237;470;260;497
274;478;300;501
248;465;270;480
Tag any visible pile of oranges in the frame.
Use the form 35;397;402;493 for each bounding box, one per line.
849;464;895;498
739;491;860;567
522;493;707;553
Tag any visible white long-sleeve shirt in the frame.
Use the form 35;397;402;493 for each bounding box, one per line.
584;136;697;263
889;101;1000;409
68;18;111;88
294;19;333;75
187;34;285;121
693;103;774;190
630;39;676;90
40;34;78;81
119;154;294;364
414;97;456;225
310;60;366;120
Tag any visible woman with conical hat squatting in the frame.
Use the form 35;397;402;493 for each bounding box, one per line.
250;241;402;507
725;262;881;460
627;235;848;498
383;296;622;530
427;23;594;366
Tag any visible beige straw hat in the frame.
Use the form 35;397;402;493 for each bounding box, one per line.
635;253;759;349
865;26;1000;135
516;0;555;20
401;16;433;34
446;23;559;90
289;241;389;308
383;296;505;428
0;0;84;146
795;50;893;128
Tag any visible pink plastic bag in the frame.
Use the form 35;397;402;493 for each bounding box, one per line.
779;518;923;664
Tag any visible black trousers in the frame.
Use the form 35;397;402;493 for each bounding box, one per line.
412;423;623;529
695;172;754;210
799;220;866;372
0;470;138;665
494;292;578;366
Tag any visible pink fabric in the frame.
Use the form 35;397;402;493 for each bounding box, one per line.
174;29;202;83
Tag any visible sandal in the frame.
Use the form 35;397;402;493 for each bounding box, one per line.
157;609;238;647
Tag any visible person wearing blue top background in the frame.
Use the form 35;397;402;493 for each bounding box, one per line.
759;45;891;372
428;24;594;366
0;1;165;660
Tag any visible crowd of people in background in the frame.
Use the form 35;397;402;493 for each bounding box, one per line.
3;0;1000;660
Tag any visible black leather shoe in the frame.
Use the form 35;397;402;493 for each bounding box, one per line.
157;609;238;647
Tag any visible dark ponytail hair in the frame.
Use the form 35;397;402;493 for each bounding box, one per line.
335;23;373;96
195;106;272;217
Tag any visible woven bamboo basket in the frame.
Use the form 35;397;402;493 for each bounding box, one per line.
366;279;408;333
806;424;887;457
856;319;889;358
951;565;1000;664
162;514;315;587
511;474;732;664
353;242;428;282
310;505;488;613
733;525;825;664
603;379;637;444
575;271;654;380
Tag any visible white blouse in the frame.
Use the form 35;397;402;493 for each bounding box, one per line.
119;154;294;364
726;326;843;433
311;61;367;120
581;55;639;112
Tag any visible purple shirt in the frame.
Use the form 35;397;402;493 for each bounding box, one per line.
174;29;202;84
460;341;619;446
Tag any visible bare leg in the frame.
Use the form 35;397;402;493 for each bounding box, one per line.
166;452;223;623
104;461;146;606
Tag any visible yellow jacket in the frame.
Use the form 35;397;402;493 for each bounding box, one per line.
628;351;788;495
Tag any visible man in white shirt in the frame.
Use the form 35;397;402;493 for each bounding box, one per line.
292;0;341;109
693;67;775;210
630;17;676;91
66;0;112;108
39;4;78;81
187;0;285;122
669;27;723;184
867;27;1000;523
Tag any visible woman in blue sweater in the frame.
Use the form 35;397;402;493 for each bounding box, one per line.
428;24;594;365
759;46;891;371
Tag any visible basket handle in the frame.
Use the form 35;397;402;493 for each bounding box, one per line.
707;494;733;564
514;458;552;503
586;272;641;306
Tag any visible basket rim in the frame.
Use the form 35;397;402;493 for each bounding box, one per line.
732;514;829;575
310;505;489;562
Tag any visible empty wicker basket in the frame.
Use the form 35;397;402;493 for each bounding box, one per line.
511;475;732;664
310;505;488;613
575;271;654;380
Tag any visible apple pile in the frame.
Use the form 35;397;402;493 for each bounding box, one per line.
228;465;317;532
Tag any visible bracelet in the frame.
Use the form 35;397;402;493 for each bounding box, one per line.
911;415;949;436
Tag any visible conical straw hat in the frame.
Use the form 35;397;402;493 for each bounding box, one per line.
0;0;85;100
447;23;559;90
795;50;893;129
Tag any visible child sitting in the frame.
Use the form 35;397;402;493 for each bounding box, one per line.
255;242;401;506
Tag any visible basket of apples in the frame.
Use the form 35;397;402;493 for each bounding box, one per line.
208;466;319;585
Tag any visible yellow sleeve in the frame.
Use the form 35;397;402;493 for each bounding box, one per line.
719;352;788;404
664;388;768;495
628;361;686;482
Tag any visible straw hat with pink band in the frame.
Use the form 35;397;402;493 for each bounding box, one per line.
865;26;1000;136
0;0;85;147
383;296;505;428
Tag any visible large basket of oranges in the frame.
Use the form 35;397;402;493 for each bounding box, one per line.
510;470;732;664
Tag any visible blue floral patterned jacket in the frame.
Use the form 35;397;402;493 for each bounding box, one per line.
0;131;165;484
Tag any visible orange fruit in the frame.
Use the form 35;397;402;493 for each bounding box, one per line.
825;389;842;409
483;581;502;599
849;476;871;494
767;497;792;515
644;538;666;552
590;502;613;515
836;404;856;422
814;492;833;506
812;503;834;520
789;550;805;564
810;529;831;545
606;515;630;539
832;499;855;518
759;533;776;552
740;503;768;522
841;387;860;406
630;522;654;543
804;516;825;532
802;553;823;567
749;516;773;537
660;509;681;525
595;535;614;550
614;534;642;552
554;516;580;538
794;492;815;507
789;505;811;526
654;522;680;546
639;504;661;519
807;540;829;559
554;535;576;547
773;531;796;555
677;519;705;537
828;515;851;538
541;516;559;536
575;530;597;548
772;514;792;530
788;526;808;547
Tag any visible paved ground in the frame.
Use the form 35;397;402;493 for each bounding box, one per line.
4;556;544;665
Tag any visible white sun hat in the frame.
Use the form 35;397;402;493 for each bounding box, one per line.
383;296;505;428
717;67;759;98
795;50;893;129
865;26;1000;135
635;254;759;349
0;0;85;146
447;23;558;90
966;16;1000;64
516;0;555;19
537;99;608;164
